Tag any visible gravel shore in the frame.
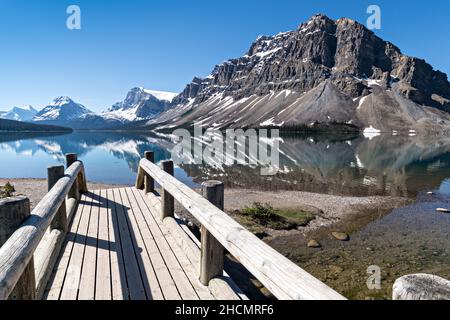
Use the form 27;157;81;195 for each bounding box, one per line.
1;178;417;300
0;178;125;210
1;178;411;235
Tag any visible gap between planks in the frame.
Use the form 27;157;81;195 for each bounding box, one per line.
44;187;244;300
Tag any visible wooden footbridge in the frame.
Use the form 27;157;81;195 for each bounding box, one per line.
0;152;345;300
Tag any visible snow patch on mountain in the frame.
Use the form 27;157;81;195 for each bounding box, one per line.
142;89;178;102
0;105;37;121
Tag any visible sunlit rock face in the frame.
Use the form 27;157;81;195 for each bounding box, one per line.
145;14;450;134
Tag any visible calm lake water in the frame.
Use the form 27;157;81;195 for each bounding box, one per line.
1;131;450;197
1;131;449;299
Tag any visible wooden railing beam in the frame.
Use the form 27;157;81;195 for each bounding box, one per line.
138;158;346;300
0;162;83;300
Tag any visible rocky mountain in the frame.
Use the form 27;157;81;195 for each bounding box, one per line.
32;96;93;127
103;87;176;122
144;14;450;134
0;105;37;122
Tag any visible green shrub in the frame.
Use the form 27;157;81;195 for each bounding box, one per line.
0;182;15;198
242;202;282;226
240;202;315;230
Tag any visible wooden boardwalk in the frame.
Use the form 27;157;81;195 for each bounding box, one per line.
43;187;245;300
0;153;345;301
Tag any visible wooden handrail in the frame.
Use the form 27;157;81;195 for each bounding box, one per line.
0;159;87;300
137;157;346;300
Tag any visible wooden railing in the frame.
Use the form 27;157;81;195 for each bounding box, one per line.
135;151;346;300
0;154;87;300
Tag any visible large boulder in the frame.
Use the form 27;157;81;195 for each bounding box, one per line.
393;274;450;300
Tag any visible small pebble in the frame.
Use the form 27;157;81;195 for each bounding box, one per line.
307;239;321;248
332;232;350;241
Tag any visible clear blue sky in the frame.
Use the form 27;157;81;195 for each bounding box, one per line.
0;0;449;112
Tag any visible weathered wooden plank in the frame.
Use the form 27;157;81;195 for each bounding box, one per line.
0;162;83;300
142;191;242;300
105;189;128;300
112;188;146;300
124;188;182;300
119;188;164;300
59;192;93;300
139;158;345;300
34;229;65;299
127;188;198;300
78;191;100;300
176;220;247;300
44;194;87;300
132;189;214;300
95;190;112;300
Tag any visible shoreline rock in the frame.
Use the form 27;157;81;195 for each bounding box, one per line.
331;232;350;241
307;239;321;248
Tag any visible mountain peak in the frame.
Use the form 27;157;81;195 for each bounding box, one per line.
309;13;333;22
33;97;92;123
49;96;73;106
147;14;450;133
104;86;175;122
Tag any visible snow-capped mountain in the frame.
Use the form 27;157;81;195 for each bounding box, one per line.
25;88;178;129
0;105;37;121
102;87;176;122
32;96;93;126
2;87;177;130
142;14;450;134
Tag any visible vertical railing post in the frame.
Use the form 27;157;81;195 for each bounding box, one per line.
0;197;36;300
160;160;174;220
199;180;225;286
66;153;80;200
47;166;68;232
144;151;155;194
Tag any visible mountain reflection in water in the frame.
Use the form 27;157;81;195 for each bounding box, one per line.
1;131;450;196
